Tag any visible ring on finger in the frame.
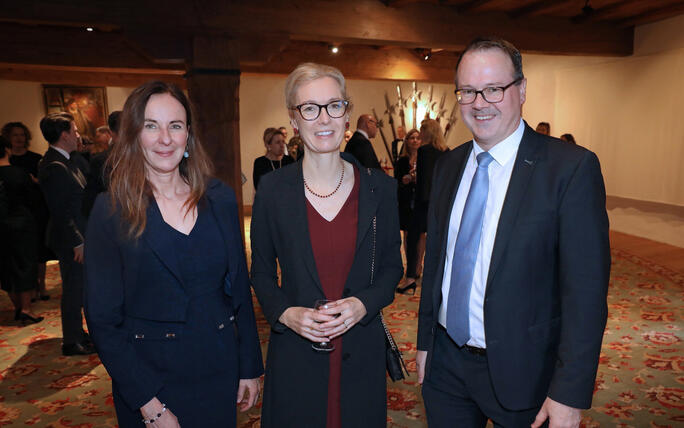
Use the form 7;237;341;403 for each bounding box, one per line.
344;318;351;327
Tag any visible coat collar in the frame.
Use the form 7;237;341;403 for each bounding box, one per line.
142;179;237;291
280;153;380;294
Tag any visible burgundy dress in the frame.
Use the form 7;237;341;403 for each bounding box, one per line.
306;167;360;428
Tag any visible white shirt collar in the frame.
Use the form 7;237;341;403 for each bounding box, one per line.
50;145;70;160
472;119;524;167
356;129;370;140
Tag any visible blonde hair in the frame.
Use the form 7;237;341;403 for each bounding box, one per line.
420;119;448;152
284;63;351;111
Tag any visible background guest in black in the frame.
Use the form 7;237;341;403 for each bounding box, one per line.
394;128;420;259
2;122;42;179
84;111;121;218
561;133;577;144
0;135;43;324
252;127;294;190
344;114;381;168
84;80;262;427
2;121;52;301
400;119;449;294
37;112;93;356
287;135;304;161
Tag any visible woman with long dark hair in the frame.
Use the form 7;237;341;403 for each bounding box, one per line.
84;81;263;427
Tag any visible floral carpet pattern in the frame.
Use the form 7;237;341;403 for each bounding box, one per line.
0;247;682;427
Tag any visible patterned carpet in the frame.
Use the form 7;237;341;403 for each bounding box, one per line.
0;247;682;427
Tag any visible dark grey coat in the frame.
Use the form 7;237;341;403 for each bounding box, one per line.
250;153;403;427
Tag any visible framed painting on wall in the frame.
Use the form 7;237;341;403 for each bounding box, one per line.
42;85;108;143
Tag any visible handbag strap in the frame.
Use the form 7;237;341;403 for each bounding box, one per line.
366;180;400;354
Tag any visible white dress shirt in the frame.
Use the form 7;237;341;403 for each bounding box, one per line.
50;145;71;159
438;120;524;348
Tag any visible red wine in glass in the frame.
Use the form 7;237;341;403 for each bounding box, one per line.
312;299;335;352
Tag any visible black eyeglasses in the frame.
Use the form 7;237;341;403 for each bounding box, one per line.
454;78;522;105
291;100;349;121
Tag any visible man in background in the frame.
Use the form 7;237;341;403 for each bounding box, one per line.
344;114;380;168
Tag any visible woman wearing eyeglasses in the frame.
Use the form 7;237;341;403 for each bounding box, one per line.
250;63;403;428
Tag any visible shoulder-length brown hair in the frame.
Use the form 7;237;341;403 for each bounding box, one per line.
107;80;212;239
420;119;448;152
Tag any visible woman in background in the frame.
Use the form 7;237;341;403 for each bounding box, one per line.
84;80;262;427
251;63;402;428
252;127;294;190
394;129;420;265
400;119;449;294
0;135;42;324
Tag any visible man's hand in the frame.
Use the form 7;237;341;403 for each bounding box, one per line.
531;397;582;428
73;245;84;263
416;350;428;384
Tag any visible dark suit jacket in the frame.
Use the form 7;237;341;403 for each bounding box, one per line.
83;180;264;411
416;144;449;205
344;131;381;168
37;147;87;251
250;153;403;427
417;123;611;411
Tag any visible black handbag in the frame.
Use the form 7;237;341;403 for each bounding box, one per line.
369;211;409;382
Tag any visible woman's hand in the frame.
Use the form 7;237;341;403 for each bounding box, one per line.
318;297;367;339
278;306;336;342
237;377;260;411
141;397;180;427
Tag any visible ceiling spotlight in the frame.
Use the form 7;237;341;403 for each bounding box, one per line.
330;45;339;54
85;27;94;32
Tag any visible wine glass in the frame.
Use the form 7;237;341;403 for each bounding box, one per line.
311;299;335;352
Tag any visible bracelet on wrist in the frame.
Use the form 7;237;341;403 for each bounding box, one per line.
142;403;167;424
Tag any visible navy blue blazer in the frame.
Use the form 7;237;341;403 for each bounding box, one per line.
417;123;611;410
84;179;263;411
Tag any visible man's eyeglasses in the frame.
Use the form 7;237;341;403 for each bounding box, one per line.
291;100;349;121
454;78;522;105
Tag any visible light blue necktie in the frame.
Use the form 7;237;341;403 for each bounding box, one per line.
446;151;494;346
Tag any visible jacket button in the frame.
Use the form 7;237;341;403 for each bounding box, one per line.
343;288;351;297
165;333;176;338
342;353;351;361
218;323;225;330
229;315;235;321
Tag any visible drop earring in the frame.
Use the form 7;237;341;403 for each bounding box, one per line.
183;146;189;158
345;121;350;129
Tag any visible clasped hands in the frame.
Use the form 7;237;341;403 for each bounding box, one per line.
279;297;367;342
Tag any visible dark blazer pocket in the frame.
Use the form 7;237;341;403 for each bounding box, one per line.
130;320;184;374
527;317;561;345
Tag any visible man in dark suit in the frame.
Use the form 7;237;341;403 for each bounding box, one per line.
84;110;121;217
416;37;610;428
344;114;381;168
38;112;94;356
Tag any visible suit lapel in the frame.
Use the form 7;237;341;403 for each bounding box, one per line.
432;143;471;305
486;126;542;289
354;163;380;253
206;182;236;279
143;198;186;288
286;161;325;294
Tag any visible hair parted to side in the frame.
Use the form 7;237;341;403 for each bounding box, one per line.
39;113;74;144
420;119;448;152
1;122;32;148
454;36;524;87
284;62;352;112
399;128;420;157
107;80;212;239
263;127;284;146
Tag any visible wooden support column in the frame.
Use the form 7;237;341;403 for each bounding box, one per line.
186;36;245;229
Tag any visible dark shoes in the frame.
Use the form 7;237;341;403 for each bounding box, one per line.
396;281;417;295
62;341;97;356
15;310;44;325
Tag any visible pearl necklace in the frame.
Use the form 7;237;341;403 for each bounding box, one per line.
304;163;345;198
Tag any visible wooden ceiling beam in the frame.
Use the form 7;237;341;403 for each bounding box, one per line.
0;0;633;56
615;3;684;28
510;0;569;19
456;0;499;14
572;0;642;24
